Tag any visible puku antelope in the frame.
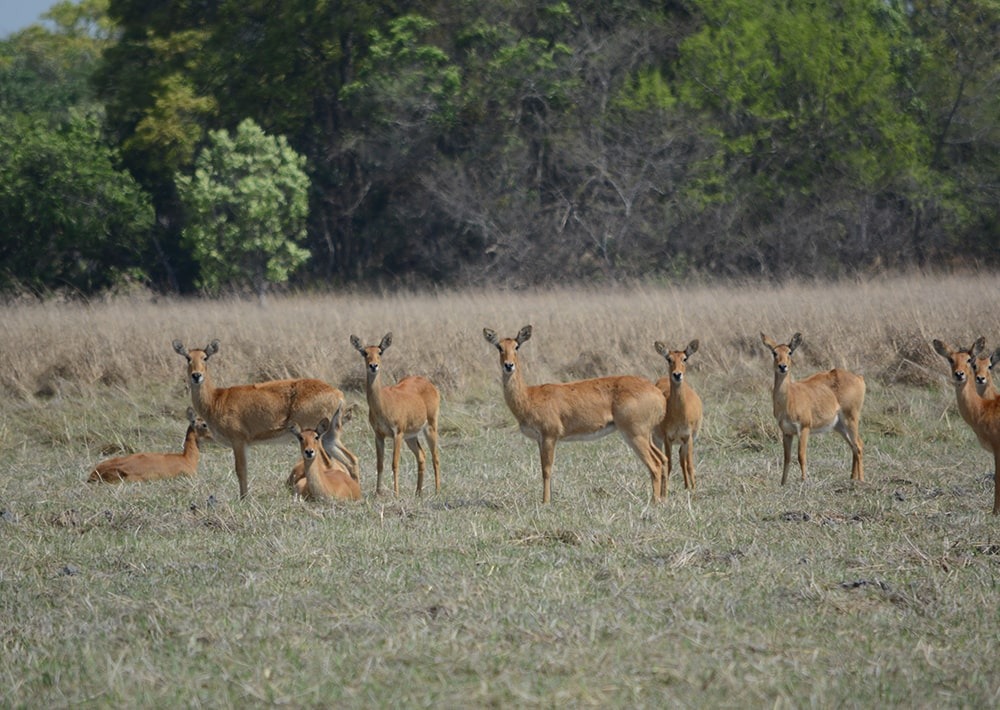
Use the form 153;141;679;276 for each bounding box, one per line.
349;333;441;496
969;337;1000;400
760;333;865;484
933;338;1000;515
483;325;667;504
88;408;212;483
287;418;362;502
653;340;704;492
173;339;359;499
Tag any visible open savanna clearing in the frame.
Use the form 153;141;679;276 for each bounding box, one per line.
2;274;999;707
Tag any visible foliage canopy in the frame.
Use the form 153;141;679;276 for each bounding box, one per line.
1;0;998;294
175;118;311;298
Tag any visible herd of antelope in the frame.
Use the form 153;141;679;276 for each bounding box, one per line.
86;329;1000;515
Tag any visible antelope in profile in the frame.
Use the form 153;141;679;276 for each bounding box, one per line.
653;340;704;492
173;339;359;499
349;333;441;496
760;333;865;484
483;325;667;503
88;408;212;483
287;417;362;502
969;337;999;400
933;338;1000;514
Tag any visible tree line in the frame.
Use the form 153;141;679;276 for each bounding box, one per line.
1;0;997;297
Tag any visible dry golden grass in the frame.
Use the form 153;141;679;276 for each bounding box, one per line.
1;272;991;406
3;272;1000;707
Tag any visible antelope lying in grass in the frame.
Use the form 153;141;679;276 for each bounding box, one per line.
760;333;865;484
173;339;359;499
287;416;362;502
350;333;441;496
483;325;667;503
653;340;703;492
88;408;212;483
933;338;1000;514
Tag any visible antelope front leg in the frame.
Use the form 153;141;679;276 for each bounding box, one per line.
660;444;672;500
405;436;426;495
375;435;386;495
781;433;794;486
322;427;360;482
335;443;361;483
233;444;249;499
681;438;694;490
836;420;865;482
426;428;441;492
993;450;1000;515
628;433;663;503
392;431;404;496
852;433;864;482
797;428;810;481
539;437;557;504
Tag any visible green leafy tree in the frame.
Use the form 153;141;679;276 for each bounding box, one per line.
176;118;311;299
0;111;154;294
670;0;930;274
0;0;114;118
902;0;1000;261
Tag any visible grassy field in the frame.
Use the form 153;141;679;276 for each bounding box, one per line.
2;273;1000;707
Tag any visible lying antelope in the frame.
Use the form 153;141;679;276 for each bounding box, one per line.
287;417;362;502
483;325;667;503
173;339;359;499
653;340;704;492
760;333;865;484
969;337;999;400
350;333;441;496
88;408;212;483
933;338;1000;514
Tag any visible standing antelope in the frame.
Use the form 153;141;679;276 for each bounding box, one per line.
969;337;1000;400
173;339;359;499
483;325;667;503
653;340;704;492
88;408;212;483
933;338;1000;514
349;333;441;496
760;333;865;484
287;417;362;501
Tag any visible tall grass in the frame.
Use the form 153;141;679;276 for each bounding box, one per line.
2;273;1000;707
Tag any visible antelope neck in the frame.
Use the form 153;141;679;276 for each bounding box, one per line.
502;367;532;418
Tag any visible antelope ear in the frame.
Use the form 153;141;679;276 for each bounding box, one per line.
380;333;393;352
686;340;700;357
186;407;196;424
316;418;331;437
173;340;188;357
991;348;1000;368
932;339;952;359
350;335;365;354
483;328;500;347
654;341;669;357
516;325;533;345
760;333;777;351
788;333;803;353
972;336;986;355
288;423;302;438
205;340;220;357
